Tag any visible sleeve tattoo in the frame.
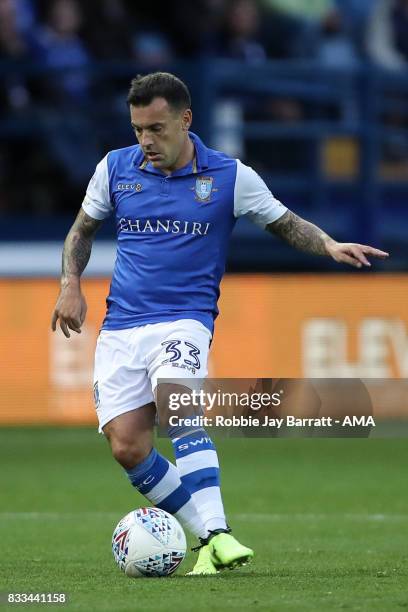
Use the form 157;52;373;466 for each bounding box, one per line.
62;209;103;282
266;210;336;256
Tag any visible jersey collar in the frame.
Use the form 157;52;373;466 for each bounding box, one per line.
189;131;209;173
134;131;209;176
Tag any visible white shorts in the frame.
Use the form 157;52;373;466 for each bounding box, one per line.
93;319;212;432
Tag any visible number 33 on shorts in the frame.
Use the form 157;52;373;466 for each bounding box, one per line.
161;339;201;373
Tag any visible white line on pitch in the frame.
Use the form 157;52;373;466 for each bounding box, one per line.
0;512;407;521
234;513;408;522
0;512;120;519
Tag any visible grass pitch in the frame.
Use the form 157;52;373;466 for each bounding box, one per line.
0;427;407;611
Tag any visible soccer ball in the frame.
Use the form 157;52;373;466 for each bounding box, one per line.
112;507;186;578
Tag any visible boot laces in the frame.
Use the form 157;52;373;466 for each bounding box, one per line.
191;526;232;551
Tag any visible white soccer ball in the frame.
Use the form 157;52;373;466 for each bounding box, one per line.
112;507;187;578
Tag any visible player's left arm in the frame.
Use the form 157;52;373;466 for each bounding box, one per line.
266;210;389;268
233;160;389;268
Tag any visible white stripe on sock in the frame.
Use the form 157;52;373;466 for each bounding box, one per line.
145;461;183;505
175;501;207;540
176;449;219;475
191;487;227;534
141;460;207;540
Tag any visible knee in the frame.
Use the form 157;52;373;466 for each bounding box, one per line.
110;439;151;470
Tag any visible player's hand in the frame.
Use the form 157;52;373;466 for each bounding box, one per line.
326;242;389;268
51;284;87;338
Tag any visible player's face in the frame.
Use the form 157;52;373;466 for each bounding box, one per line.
130;98;191;172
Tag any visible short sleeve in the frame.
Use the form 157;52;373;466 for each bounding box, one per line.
82;155;112;220
233;159;287;228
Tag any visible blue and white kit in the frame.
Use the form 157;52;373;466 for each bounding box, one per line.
84;132;287;428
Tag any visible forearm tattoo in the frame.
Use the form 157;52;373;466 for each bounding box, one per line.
267;210;335;256
62;209;102;282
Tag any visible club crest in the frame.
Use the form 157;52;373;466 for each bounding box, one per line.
194;176;213;202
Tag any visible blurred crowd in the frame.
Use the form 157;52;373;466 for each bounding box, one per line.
3;0;408;73
1;0;408;215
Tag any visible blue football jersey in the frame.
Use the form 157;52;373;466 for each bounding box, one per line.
82;132;287;333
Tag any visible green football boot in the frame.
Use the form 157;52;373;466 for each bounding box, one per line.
208;529;254;570
186;544;218;576
187;529;254;575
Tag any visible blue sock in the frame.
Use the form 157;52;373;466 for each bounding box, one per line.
171;430;227;535
125;448;206;538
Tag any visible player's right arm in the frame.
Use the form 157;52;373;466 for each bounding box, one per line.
51;154;112;338
51;210;103;338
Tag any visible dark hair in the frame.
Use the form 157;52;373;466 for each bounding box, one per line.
127;72;191;111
